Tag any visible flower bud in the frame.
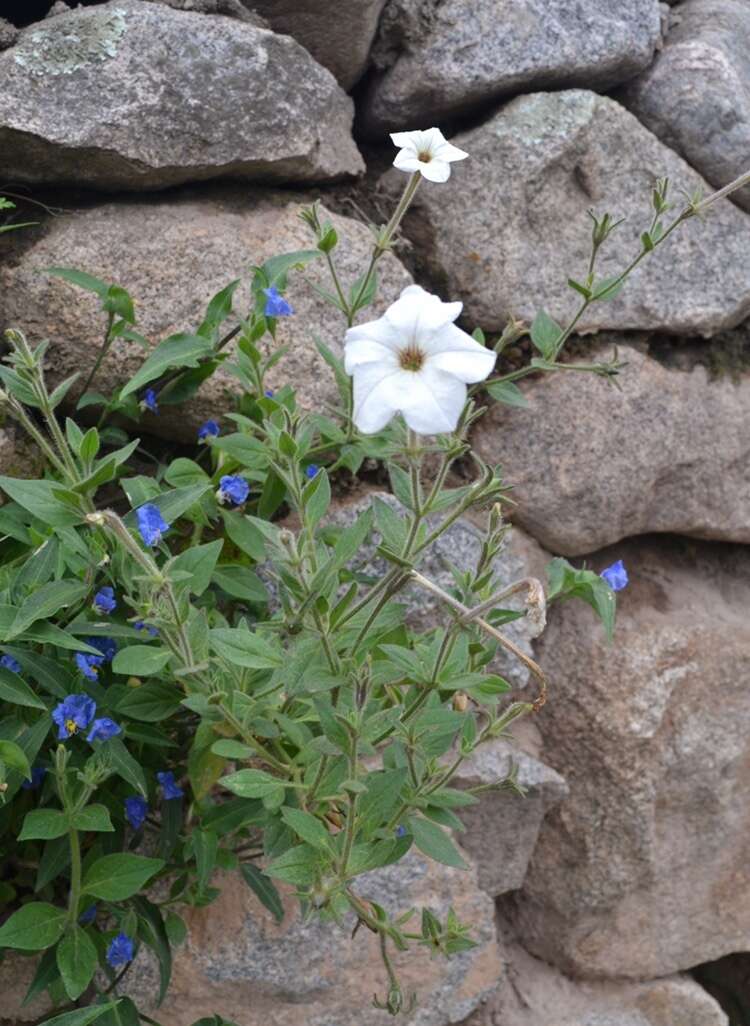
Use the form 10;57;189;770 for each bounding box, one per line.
453;692;469;712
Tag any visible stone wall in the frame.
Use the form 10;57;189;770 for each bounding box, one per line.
1;2;748;1024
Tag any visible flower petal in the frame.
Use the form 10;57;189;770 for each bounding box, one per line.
351;363;403;434
418;158;452;183
390;130;421;151
393;150;423;174
399;365;467;434
384;285;462;343
344;336;399;372
435;139;469;163
426;324;497;382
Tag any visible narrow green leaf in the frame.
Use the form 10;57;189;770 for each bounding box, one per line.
239;863;284;923
120;333;213;399
0;902;67;950
56;924;98;1001
407;815;467;869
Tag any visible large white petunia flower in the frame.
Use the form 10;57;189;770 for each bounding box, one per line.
390;127;468;183
344;285;496;435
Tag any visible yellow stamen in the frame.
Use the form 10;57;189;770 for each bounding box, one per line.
399;346;425;372
65;719;78;736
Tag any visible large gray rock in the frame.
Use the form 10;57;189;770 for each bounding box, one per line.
0;1;363;190
623;0;750;212
465;937;729;1026
384;90;750;337
473;344;750;555
0;188;412;442
454;739;568;897
0;17;18;50
363;0;662;134
248;0;387;89
126;856;501;1026
503;535;750;979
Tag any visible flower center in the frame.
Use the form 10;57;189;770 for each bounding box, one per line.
65;719;78;735
399;345;425;372
417;150;432;164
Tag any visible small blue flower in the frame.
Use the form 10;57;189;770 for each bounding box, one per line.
134;620;159;638
106;932;134;969
141;389;159;414
125;795;148;831
216;474;250;507
92;586;116;615
600;559;628;592
137;504;170;547
263;285;294;318
87;717;122;743
305;464;319;480
78;904;97;926
0;654;21;674
197;419;220;442
86;636;117;663
75;652;104;681
157;770;184;800
395;825;407;838
264;389;274;398
21;766;46;791
52;695;97;740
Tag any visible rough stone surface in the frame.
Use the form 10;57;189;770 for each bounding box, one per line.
454;739;568;897
0;423;45;482
503;535;750;979
473;343;750;555
464;937;729;1026
0;17;18;50
0;0;363;190
248;0;387;89
0;188;412;442
623;0;750;212
123;855;501;1025
154;0;265;21
363;0;662;134
384;89;750;337
0;950;54;1023
326;491;548;690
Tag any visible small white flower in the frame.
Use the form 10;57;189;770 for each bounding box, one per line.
344;285;496;435
390;127;468;183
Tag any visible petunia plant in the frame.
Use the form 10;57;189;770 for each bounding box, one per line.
0;128;747;1026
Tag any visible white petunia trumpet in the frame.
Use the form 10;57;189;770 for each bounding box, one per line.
390;127;468;183
344;285;496;435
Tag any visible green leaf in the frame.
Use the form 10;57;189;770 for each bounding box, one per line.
222;511;266;561
0;739;31;781
46;267;109;298
193;828;218;892
34;1004;121;1026
592;275;625;301
120;333;213;399
529;310;561;360
0;666;47;710
71;804;115;833
280;806;333;853
5;580;89;640
211;566;268;604
35;836;71;892
546;557;616;642
166;540;223;598
112;645;171;677
106;736;149;797
19;808;68;841
486;380;529;408
132;896;172;1006
220;768;285;802
22;945;60;1007
103;284;135;324
407;815;467;869
239;863;284;923
197;279;241;339
116;681;181;721
265;843;321;886
0;478;82;528
260;249;320;288
0;902;66;950
82;853;165;901
56;924;98;1001
209;627;283;669
210;739;254;759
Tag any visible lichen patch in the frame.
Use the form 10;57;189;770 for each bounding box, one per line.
12;8;126;76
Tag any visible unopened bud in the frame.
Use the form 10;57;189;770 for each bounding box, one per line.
453;692;469;712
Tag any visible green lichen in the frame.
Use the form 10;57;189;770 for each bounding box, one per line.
12;8;127;77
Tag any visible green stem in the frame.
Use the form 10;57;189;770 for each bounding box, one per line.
81;312;115;398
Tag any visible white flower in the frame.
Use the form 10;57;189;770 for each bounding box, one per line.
390;128;468;183
344;285;496;435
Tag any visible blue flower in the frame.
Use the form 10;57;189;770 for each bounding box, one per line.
157;770;184;800
141;389;159;414
136;504;170;547
78;904;97;926
0;654;21;674
75;652;105;681
600;560;628;592
197;419;220;442
216;474;250;506
264;389;274;398
263;285;293;318
106;932;134;969
52;695;97;740
86;636;117;663
21;766;46;791
86;717;122;743
134;620;159;638
395;825;407;838
305;464;319;480
92;586;116;615
125;795;148;831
